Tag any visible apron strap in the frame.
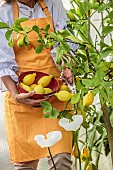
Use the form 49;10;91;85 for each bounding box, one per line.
13;0;52;20
13;0;18;21
38;0;52;19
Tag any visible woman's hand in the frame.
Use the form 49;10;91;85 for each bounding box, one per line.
15;91;48;107
61;67;74;85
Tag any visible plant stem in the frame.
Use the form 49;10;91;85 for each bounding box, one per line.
95;130;106;167
101;103;113;165
74;131;82;170
48;147;57;170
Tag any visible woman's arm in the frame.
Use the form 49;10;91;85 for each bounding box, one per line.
1;76;19;98
51;0;76;85
1;75;47;106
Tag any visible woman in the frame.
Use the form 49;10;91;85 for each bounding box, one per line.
0;0;78;169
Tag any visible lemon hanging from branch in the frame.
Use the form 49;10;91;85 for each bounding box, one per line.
54;90;73;102
83;91;94;106
17;35;26;47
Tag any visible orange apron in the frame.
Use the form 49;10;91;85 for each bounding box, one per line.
4;0;72;163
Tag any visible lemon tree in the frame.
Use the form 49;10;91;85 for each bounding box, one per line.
1;0;113;169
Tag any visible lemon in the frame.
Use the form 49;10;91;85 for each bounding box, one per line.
20;83;31;92
17;35;25;47
23;73;36;86
86;164;93;170
34;84;44;94
83;147;89;158
44;88;52;94
76;76;81;81
66;12;77;21
30;84;37;90
83;91;94;106
59;84;70;92
38;75;53;87
72;145;78;158
54;90;73;102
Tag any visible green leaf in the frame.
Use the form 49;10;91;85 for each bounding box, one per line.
65;113;72;119
50;32;57;39
103;26;113;35
98;3;110;13
59;30;71;37
44;24;50;33
51;108;59;118
5;30;12;41
82;121;89;129
67;35;83;44
32;25;39;34
107;20;113;24
24;35;29;47
35;46;43;54
12;24;23;32
15;17;28;25
99;49;112;60
76;80;85;91
99;89;108;100
82;79;92;87
96;125;104;134
108;11;113;20
0;22;9;29
8;38;14;47
40;101;53;114
40;101;51;108
61;41;71;52
71;93;80;104
100;41;109;48
79;2;86;16
56;46;64;64
23;27;31;32
44;113;52;118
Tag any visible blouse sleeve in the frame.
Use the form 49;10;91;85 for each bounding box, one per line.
50;0;79;64
0;28;18;91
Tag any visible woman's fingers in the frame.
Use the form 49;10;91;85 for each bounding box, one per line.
61;67;74;85
15;91;50;107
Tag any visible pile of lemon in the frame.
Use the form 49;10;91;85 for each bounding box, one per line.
19;72;74;102
20;73;53;94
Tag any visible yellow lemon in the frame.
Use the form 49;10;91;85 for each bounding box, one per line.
30;84;37;90
34;84;44;94
59;84;70;92
38;75;53;87
54;90;73;102
44;88;52;94
83;91;94;106
17;35;25;47
83;147;90;158
20;83;31;92
72;145;78;158
23;73;36;86
80;154;84;163
86;9;93;17
86;164;93;170
76;76;81;81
